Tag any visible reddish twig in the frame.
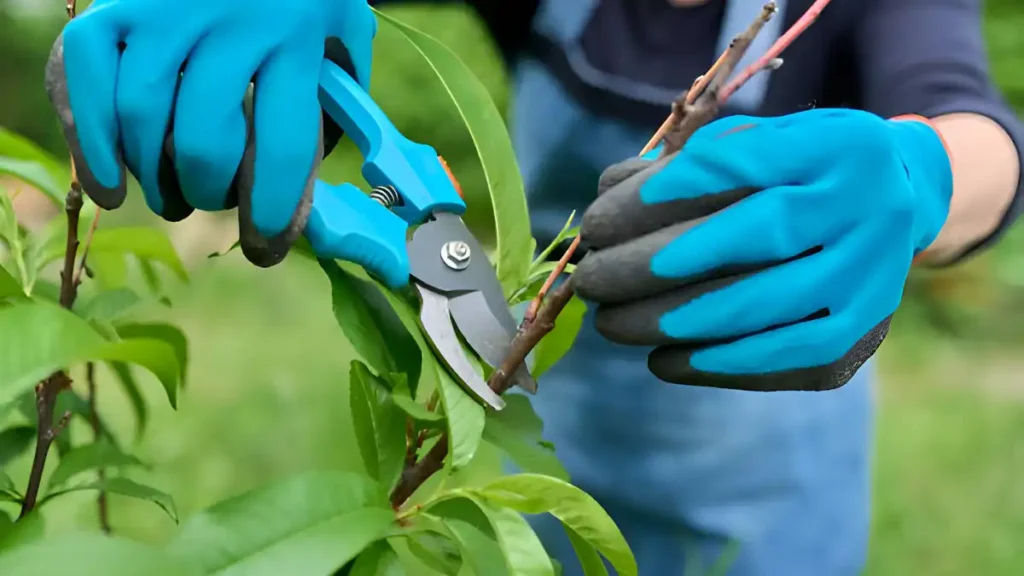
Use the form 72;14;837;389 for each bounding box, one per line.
720;0;832;102
524;235;581;324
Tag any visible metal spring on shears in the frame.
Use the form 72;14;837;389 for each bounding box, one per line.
369;185;402;208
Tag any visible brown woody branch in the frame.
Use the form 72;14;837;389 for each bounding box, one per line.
20;0;97;521
392;0;830;509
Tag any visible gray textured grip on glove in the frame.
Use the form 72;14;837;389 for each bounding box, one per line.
574;155;876;390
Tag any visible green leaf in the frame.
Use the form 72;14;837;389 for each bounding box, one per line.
391;394;444;425
434;363;485;471
0;128;68;206
319;259;421;387
0;533;197;575
0;471;14;493
88;251;130;290
0;191;28;288
0;425;34;468
42;477;177;522
347;541;403;576
75;288;143;321
46;441;145;488
110;362;148;437
473;474;636;576
37;227;188;283
0;266;21;299
482;396;568;481
0;301;182;409
565;525;609;576
114;322;189;390
166;471;395;575
430;495;555;576
405;531;463;575
375;11;532;295
530;295;586;378
0;158;64;206
0;509;43;552
349;361;406;492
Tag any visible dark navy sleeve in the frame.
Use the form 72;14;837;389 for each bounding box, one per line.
855;0;1024;260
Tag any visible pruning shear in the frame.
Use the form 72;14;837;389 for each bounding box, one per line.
313;60;536;410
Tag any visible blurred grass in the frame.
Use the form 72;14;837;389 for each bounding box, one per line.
1;1;1024;575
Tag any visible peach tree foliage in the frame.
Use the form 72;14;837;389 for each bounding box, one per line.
0;12;633;576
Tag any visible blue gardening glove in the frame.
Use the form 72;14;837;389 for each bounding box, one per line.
45;0;377;267
573;109;954;391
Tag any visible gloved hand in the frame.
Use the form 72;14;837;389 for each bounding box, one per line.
574;109;954;391
45;0;376;267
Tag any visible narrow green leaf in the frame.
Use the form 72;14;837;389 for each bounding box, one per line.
375;11;533;295
348;541;403;576
487;504;556;576
88;251;130;290
166;471;395;575
434;363;485;470
391;394;444;424
532;212;578;271
530;295;586;378
319;260;421;386
114;322;188;390
0;471;14;493
473;474;637;576
37;227;188;282
564;525;609;576
430;495;554;576
110;362;148;437
0;301;181;409
0;266;21;299
0;128;68;206
46;442;145;488
482;396;568;481
0;191;28;287
429;499;509;576
350;361;407;492
0;158;64;206
0;511;11;535
0;533;197;575
75;288;142;321
0;426;34;468
42;477;177;522
0;510;44;551
405;532;463;575
53;390;120;451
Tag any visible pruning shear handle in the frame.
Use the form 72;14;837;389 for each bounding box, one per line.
313;60;537;410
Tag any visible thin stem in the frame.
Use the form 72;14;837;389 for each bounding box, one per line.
524;235;581;324
73;209;100;289
640;47;731;156
87;362;110;533
720;0;832;102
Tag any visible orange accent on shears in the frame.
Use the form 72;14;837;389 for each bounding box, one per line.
438;155;463;199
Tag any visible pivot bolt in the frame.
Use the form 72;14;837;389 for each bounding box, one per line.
441;241;471;270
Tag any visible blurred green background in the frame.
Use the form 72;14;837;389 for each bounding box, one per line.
3;1;1024;574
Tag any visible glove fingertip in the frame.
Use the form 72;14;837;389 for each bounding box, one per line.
236;124;319;268
46;32;127;209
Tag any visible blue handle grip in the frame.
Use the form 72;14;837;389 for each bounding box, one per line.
305;180;411;288
318;60;466;224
